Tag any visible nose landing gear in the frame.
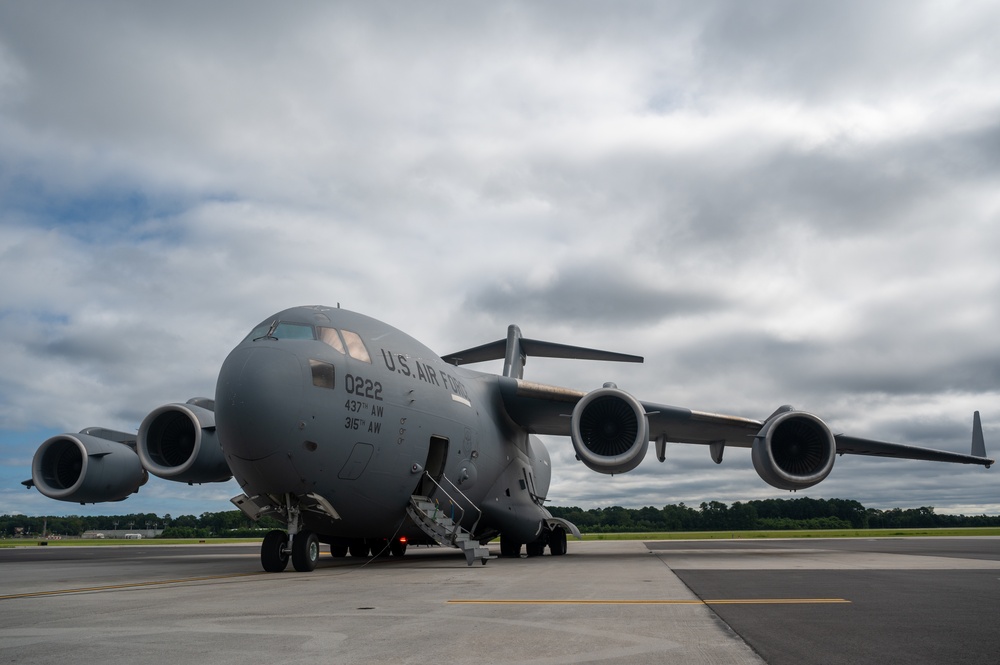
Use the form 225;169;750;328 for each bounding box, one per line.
260;528;321;572
252;492;337;572
261;529;289;572
291;530;320;571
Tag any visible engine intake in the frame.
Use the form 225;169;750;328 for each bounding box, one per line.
751;411;836;490
138;399;232;484
571;387;649;474
31;433;147;503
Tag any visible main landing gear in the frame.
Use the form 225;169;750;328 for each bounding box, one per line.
499;526;568;558
262;533;409;572
260;529;321;572
329;538;409;559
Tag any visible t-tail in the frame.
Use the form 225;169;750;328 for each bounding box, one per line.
442;325;643;379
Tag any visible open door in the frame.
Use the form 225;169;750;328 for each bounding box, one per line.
418;435;449;497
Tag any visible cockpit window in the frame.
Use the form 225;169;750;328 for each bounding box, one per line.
340;330;372;363
247;321;367;363
249;321;316;341
249;322;273;340
317;327;346;354
272;322;316;340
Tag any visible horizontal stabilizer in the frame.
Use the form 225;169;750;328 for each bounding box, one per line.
520;338;643;364
443;326;642;371
441;338;508;366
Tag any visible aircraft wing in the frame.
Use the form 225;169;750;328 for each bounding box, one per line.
498;377;763;443
497;377;993;468
834;434;988;465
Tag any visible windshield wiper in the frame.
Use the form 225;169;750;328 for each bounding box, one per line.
253;320;279;341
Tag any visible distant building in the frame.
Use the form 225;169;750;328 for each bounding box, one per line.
82;529;164;539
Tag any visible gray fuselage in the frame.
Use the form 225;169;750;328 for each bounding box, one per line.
215;305;552;544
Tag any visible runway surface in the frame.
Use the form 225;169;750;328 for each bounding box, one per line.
650;538;1000;665
1;537;998;664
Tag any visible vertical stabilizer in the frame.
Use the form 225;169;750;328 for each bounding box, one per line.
503;325;525;379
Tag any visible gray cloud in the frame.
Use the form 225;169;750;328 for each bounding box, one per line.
696;1;1000;102
467;268;728;326
1;1;998;517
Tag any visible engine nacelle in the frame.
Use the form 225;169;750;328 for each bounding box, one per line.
526;435;552;500
138;399;232;484
751;411;836;490
31;433;147;503
570;387;649;474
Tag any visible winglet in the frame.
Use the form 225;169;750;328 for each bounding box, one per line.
972;411;987;460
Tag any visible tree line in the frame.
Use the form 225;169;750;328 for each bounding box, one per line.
0;511;282;539
548;498;1000;532
3;497;999;538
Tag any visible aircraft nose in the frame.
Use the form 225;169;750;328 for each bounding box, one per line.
215;345;305;460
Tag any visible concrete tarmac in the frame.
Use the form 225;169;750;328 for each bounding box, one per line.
650;537;1000;665
1;537;998;664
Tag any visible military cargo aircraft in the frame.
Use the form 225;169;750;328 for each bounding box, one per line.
25;305;993;572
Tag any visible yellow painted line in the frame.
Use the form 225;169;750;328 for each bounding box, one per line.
447;598;850;605
705;598;850;605
0;572;263;600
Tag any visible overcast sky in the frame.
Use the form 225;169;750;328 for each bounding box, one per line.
2;1;998;519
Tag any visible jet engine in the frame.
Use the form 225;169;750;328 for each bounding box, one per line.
31;432;147;503
751;410;836;490
570;386;649;474
137;398;232;484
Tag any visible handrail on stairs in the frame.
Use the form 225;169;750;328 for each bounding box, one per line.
420;472;483;541
440;474;483;536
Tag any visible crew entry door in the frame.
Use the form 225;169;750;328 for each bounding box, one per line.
418;435;448;497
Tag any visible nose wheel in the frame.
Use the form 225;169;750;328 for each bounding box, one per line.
260;529;320;572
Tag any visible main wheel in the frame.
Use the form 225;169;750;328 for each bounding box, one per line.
526;542;545;557
348;540;369;558
549;528;567;556
367;537;390;557
261;529;289;572
389;539;408;557
292;530;320;572
500;538;522;558
330;544;348;557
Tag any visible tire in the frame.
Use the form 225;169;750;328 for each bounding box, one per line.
367;538;390;557
500;538;522;558
330;544;348;558
261;529;289;572
292;530;320;572
525;542;545;557
549;528;567;556
389;539;407;557
348;540;369;558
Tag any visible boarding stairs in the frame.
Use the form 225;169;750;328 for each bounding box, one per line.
407;475;492;566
